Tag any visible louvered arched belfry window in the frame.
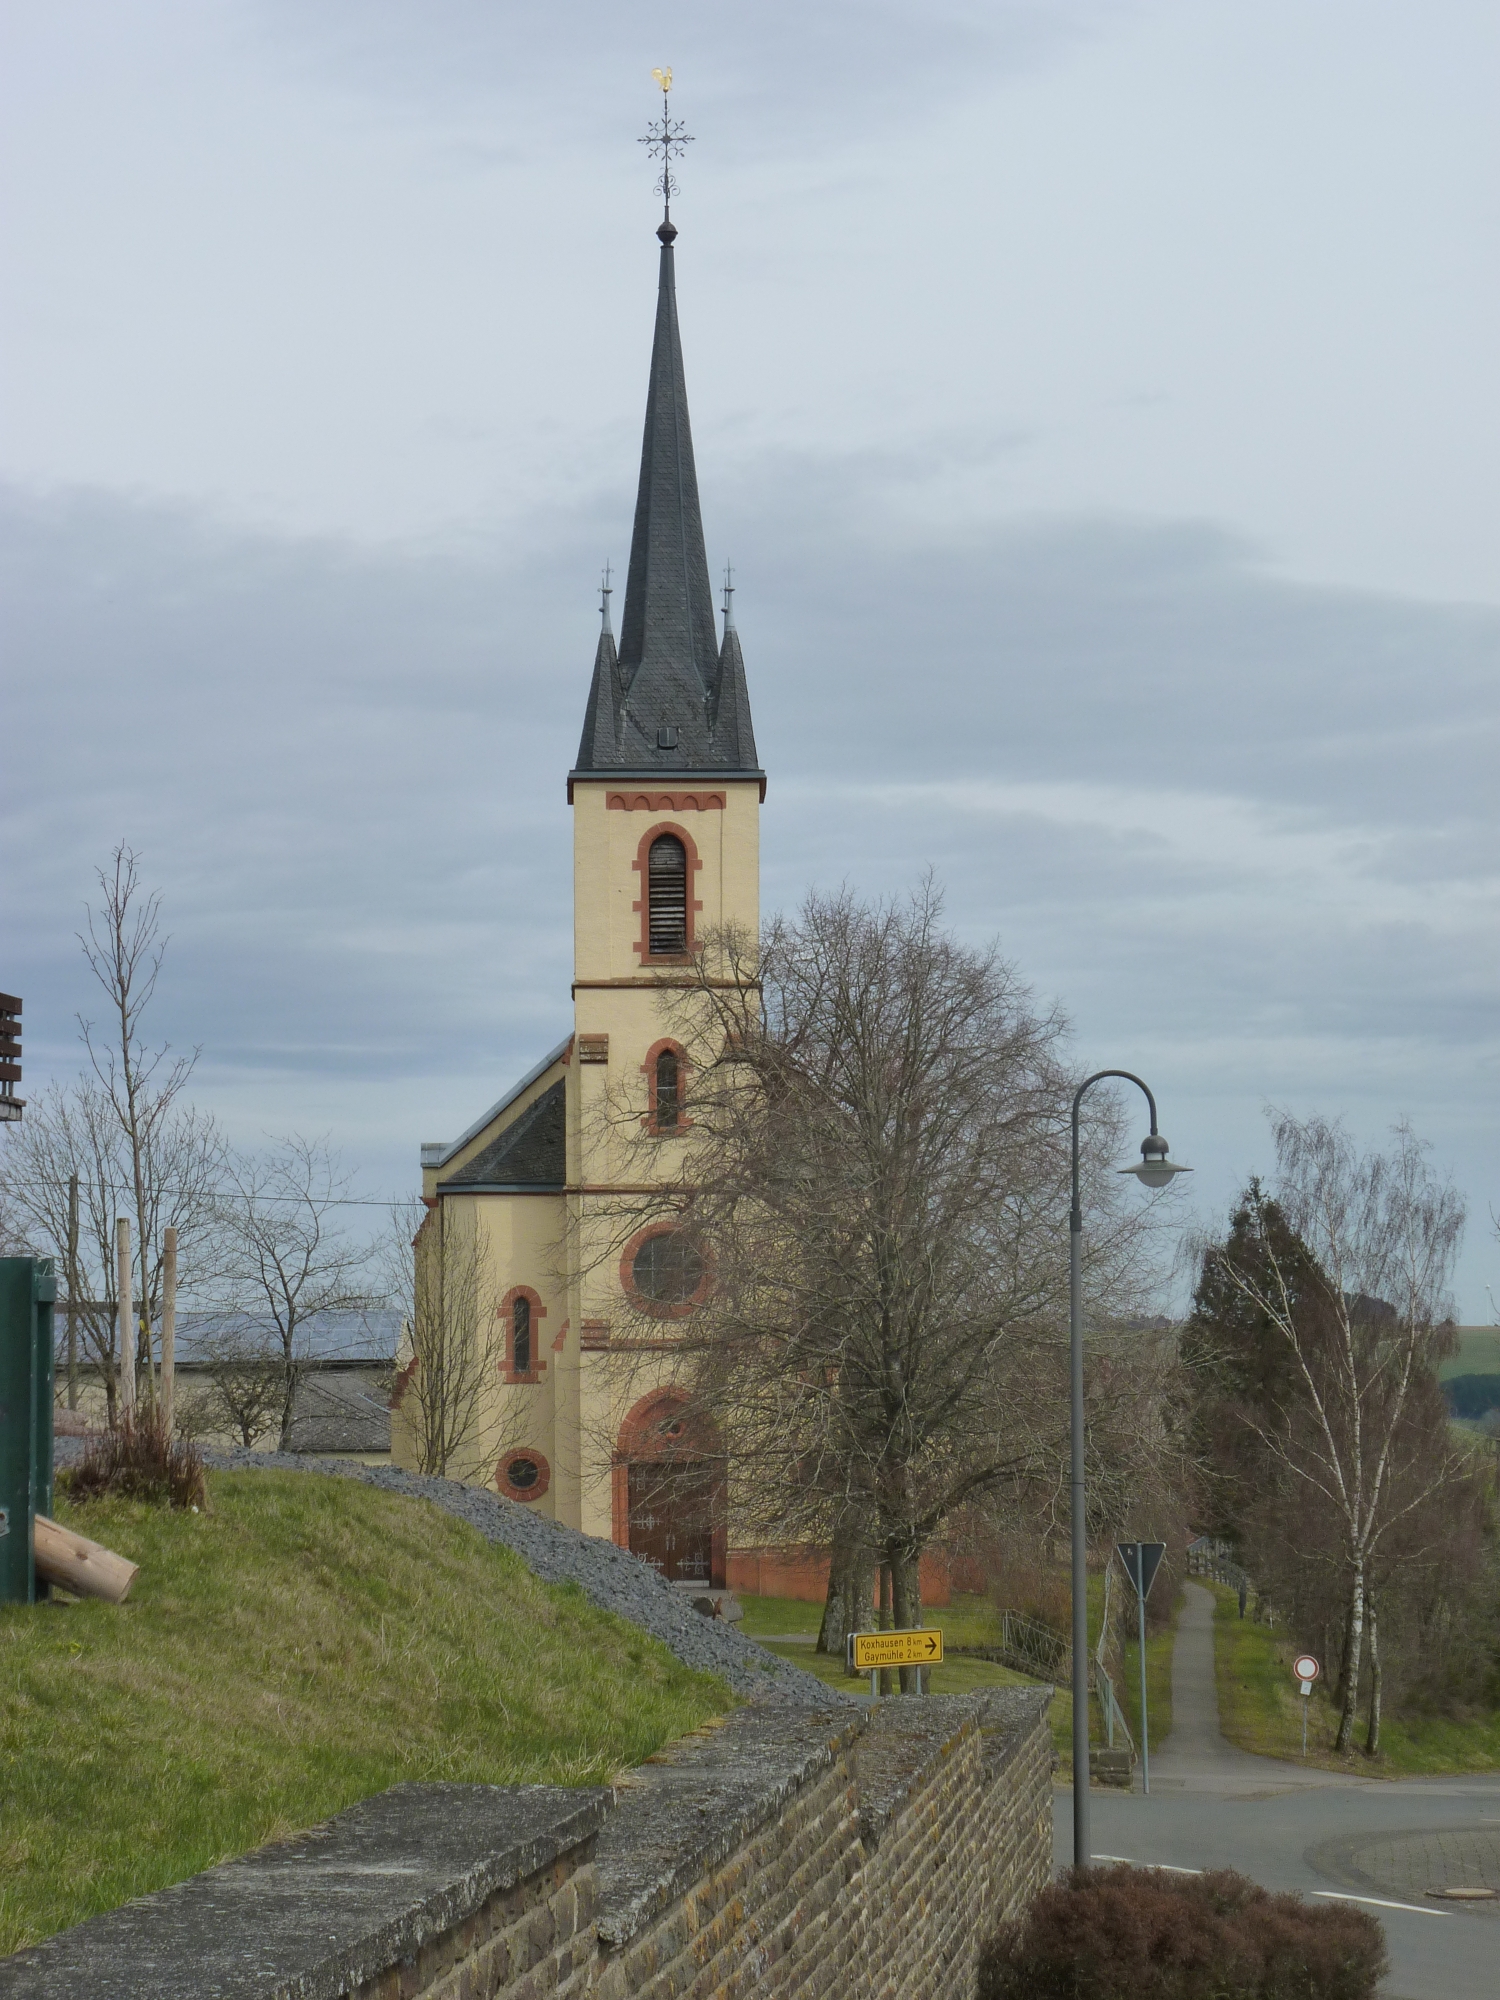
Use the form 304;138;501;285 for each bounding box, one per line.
647;834;688;956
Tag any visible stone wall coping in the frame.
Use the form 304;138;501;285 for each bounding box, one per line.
0;1782;609;2000
593;1704;863;1950
857;1687;1052;1850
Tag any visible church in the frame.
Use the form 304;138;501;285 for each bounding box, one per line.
395;200;761;1590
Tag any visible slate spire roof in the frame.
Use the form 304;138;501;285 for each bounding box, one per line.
574;224;760;779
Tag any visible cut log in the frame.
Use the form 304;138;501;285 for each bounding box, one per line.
33;1514;139;1604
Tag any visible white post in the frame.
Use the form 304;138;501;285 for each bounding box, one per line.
116;1217;135;1421
161;1227;177;1436
66;1172;80;1410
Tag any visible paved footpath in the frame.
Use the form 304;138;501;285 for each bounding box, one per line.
1054;1584;1500;2000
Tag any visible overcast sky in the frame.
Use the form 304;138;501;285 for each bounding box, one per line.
3;0;1497;1312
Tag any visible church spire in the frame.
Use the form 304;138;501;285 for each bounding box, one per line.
572;79;759;781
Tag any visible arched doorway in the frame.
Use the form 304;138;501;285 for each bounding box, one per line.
613;1388;726;1587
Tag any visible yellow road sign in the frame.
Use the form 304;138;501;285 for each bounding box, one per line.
848;1628;943;1670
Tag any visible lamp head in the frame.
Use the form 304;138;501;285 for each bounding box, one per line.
1121;1132;1192;1190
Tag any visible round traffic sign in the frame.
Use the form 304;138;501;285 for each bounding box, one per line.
1293;1654;1320;1683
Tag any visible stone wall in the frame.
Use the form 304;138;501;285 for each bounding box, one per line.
0;1689;1051;2000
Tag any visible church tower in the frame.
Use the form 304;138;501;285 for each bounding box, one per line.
406;153;761;1587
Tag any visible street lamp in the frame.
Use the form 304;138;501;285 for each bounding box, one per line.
1070;1070;1190;1872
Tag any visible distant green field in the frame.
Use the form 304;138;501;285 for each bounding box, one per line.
1437;1326;1500;1382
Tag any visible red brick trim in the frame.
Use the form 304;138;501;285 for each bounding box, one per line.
581;1318;612;1351
498;1286;547;1383
389;1354;418;1411
610;1460;630;1546
551;1317;569;1354
497;1449;550;1503
618;1221;712;1320
607;791;726;812
630;822;703;963
641;1038;692;1136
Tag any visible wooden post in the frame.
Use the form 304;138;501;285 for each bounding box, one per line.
66;1173;80;1411
33;1514;139;1603
161;1227;177;1436
116;1217;135;1421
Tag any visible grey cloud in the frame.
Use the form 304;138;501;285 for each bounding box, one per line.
2;474;1495;1303
250;0;1112;143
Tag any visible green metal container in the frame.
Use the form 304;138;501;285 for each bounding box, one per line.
0;1257;57;1603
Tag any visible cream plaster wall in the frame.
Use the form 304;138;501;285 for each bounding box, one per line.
570;782;760;987
396;780;761;1546
568;780;760;1546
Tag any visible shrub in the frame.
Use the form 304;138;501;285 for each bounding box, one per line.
64;1411;208;1511
977;1865;1385;2000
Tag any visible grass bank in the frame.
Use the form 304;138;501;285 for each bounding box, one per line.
0;1472;731;1953
1210;1582;1500;1776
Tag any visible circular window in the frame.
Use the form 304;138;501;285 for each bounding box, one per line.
631;1230;705;1307
497;1451;550;1502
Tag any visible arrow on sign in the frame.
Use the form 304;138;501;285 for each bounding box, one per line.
1116;1541;1167;1600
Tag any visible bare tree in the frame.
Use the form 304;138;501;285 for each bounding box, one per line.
0;1075;224;1423
1193;1115;1465;1753
216;1136;373;1450
383;1197;512;1479
592;882;1162;1680
77;845;205;1412
194;1327;285;1448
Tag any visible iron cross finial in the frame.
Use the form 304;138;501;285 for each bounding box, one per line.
640;68;693;232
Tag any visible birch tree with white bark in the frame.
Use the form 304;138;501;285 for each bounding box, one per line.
1198;1114;1465;1753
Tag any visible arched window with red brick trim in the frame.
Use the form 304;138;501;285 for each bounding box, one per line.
642;1038;691;1136
499;1287;547;1383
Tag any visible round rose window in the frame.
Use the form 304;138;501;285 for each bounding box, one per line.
631;1231;705;1305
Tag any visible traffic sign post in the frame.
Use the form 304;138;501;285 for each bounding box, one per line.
846;1628;943;1697
1116;1541;1167;1795
1292;1653;1320;1756
0;994;22;1124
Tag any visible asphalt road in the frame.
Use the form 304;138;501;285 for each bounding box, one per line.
1052;1585;1500;2000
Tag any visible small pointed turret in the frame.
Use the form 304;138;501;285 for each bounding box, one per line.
575;566;623;768
710;563;757;764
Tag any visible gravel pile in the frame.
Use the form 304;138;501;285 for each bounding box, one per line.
56;1439;847;1706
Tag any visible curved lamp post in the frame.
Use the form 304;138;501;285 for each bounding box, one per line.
1070;1071;1190;1872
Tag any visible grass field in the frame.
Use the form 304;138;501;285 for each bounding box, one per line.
1437;1327;1500;1381
1210;1582;1500;1776
0;1472;731;1954
735;1589;1007;1648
